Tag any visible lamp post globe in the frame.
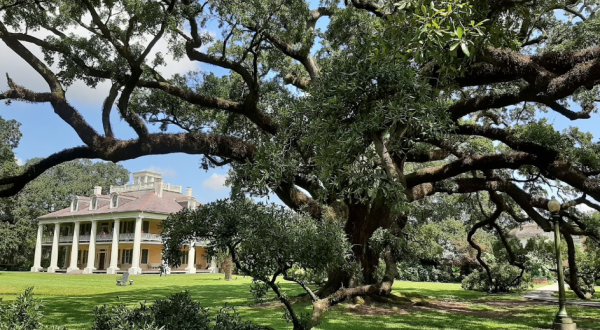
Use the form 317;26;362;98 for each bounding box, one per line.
548;198;561;213
548;197;576;330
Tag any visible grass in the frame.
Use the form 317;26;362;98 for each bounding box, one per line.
558;289;600;302
0;272;599;330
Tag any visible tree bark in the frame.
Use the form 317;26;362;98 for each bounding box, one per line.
224;254;233;281
563;230;587;299
318;199;401;297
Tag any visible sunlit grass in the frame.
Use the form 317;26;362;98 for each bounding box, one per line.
1;272;599;329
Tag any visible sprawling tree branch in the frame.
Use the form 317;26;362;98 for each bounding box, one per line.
0;132;256;197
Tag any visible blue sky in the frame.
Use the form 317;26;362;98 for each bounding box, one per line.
0;3;598;206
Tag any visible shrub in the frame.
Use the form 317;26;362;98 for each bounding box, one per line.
395;262;459;283
0;287;65;330
92;291;267;330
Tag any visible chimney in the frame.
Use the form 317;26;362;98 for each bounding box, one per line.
185;187;193;197
154;178;163;198
93;186;102;195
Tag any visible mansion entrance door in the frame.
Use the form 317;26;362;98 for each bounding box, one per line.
98;253;106;270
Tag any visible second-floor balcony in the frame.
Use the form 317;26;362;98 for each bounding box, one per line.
42;233;163;244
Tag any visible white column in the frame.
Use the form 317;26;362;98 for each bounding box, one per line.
84;221;97;274
47;223;61;273
31;224;44;272
107;220;120;274
208;256;218;274
185;242;196;274
67;222;80;272
129;217;143;275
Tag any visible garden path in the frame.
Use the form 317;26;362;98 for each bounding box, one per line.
523;283;600;308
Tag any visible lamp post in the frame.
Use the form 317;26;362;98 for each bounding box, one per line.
547;197;576;330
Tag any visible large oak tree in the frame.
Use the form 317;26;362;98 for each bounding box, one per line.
1;0;600;303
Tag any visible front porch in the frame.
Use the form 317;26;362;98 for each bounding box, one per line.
32;218;217;275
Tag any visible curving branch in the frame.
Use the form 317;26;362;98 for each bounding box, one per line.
136;79;278;135
102;82;120;138
467;204;503;291
562;230;588;299
283;74;310;90
0;132;256;198
0;146;98;197
405;152;542;189
273;180;324;220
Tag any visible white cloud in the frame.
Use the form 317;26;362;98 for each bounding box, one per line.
202;173;228;191
0;21;199;109
576;203;598;213
144;165;177;178
15;158;24;166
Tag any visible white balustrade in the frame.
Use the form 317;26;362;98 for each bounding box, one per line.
44;233;169;244
109;182;182;194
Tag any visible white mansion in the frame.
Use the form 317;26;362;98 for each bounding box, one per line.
31;170;217;275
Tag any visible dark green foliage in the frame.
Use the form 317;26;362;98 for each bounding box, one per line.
0;287;65;330
92;291;264;330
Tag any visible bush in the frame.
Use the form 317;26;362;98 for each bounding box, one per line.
0;287;65;330
395;262;459;283
92;291;267;330
461;263;532;293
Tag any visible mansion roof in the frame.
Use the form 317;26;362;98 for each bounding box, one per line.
508;222;553;240
38;170;198;220
39;190;190;220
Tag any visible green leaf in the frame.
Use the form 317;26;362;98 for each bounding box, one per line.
460;41;470;56
456;26;464;39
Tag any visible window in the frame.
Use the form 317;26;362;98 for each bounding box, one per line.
120;221;134;234
78;250;88;264
121;249;132;264
142;221;149;233
110;194;118;208
71;198;78;212
81;223;91;235
141;249;149;264
90;196;98;210
180;252;188;265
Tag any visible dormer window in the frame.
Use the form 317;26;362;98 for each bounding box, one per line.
71;197;79;212
110;193;119;209
90;196;98;210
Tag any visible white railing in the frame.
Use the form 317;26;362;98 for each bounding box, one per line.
42;233;163;244
142;233;162;242
42;235;74;244
119;233;135;241
163;183;182;193
110;182;155;193
96;233;113;242
110;182;182;194
59;235;73;243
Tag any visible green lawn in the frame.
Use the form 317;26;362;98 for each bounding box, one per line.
1;272;599;330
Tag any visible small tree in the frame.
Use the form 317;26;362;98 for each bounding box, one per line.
161;199;350;329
